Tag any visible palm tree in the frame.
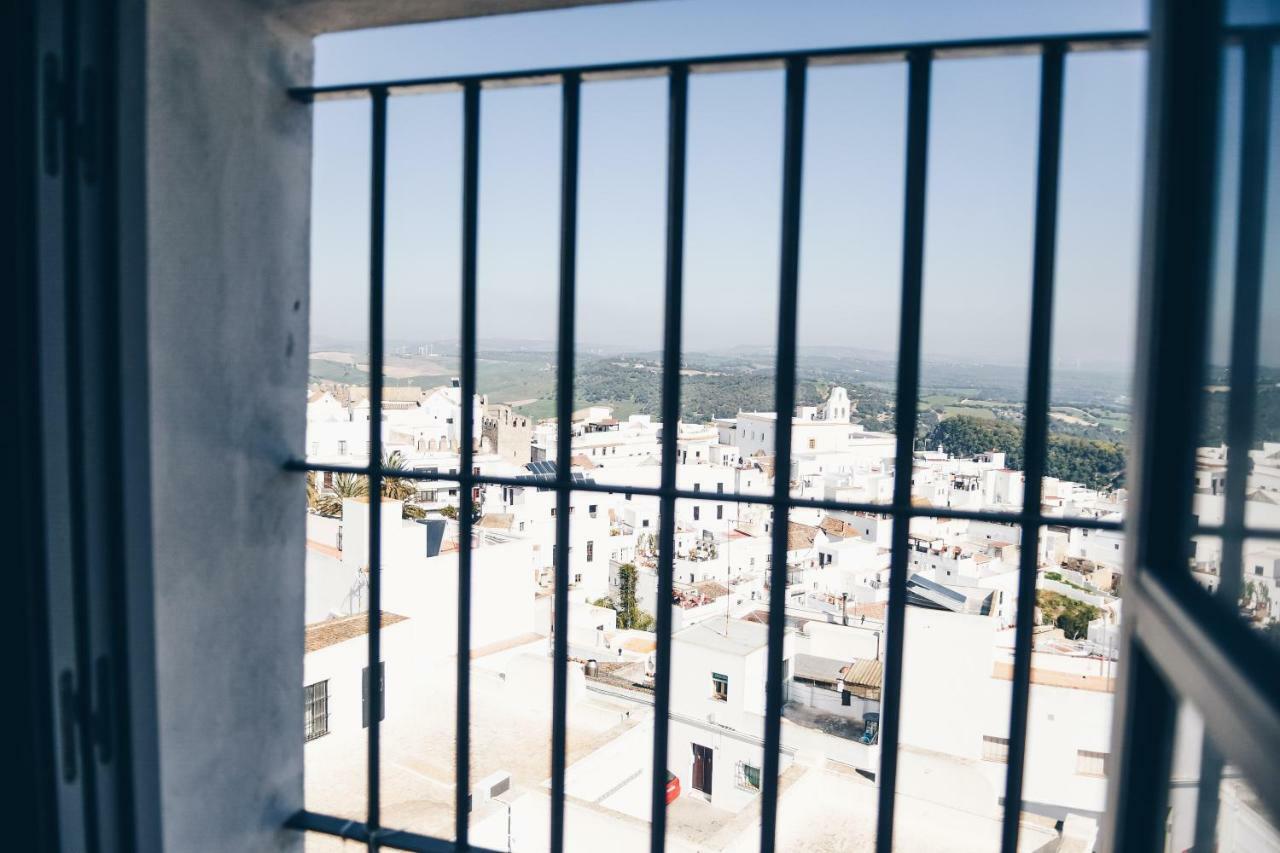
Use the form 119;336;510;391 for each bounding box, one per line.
379;450;417;501
313;472;368;518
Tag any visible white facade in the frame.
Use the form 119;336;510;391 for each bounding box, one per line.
667;619;796;812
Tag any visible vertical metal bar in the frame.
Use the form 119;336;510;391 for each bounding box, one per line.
875;50;931;853
33;0;92;846
1215;35;1271;614
455;79;481;850
1101;0;1224;848
366;85;388;848
59;0;106;847
1191;740;1225;852
999;42;1065;853
759;57;806;853
1191;35;1271;851
550;70;580;853
648;63;687;853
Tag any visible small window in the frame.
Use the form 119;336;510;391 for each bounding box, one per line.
587;541;594;562
551;507;556;517
716;483;724;493
808;438;816;449
712;672;728;701
694;483;701;492
305;680;329;742
1076;749;1109;777
735;761;761;791
574;573;582;584
518;522;525;532
693;506;700;521
716;506;723;520
589;504;598;518
982;735;1009;763
642;519;650;528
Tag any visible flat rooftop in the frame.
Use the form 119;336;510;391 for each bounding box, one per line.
673;617;770;655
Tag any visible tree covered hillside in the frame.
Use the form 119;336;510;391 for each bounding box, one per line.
924;415;1127;491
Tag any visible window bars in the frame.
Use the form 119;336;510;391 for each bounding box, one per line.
285;25;1280;853
304;681;330;742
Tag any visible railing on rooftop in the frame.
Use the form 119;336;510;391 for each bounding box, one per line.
285;23;1280;853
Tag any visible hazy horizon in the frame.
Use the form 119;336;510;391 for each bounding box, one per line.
307;0;1280;375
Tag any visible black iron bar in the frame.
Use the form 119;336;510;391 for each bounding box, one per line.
1000;42;1065;853
875;49;931;853
288;31;1164;102
759;57;807;853
285;460;1127;531
366;86;389;848
455;79;481;850
648;63;688;853
550;71;581;853
288;810;507;853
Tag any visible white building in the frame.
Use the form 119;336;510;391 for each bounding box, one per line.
667;619;796;812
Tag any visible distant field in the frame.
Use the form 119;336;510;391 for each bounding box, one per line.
942;405;1000;420
918;392;1010;422
514;399;557;420
1050;409;1094;426
477;359;555;404
311;351;358;365
308;359;367;384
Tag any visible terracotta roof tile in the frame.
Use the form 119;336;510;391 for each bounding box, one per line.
787;521;820;550
305;612;407;653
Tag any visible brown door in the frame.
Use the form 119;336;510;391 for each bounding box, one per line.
692;743;713;796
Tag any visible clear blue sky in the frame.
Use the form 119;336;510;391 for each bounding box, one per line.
309;0;1162;372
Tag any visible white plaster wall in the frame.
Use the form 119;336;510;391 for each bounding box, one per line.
380;540;536;653
147;2;312;849
667;719;779;814
302;618;422;738
801;621;881;661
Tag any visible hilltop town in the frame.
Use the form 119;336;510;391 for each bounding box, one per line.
302;372;1280;851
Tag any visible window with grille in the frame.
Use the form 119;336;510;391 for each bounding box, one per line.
736;761;762;791
1076;749;1109;778
284;14;1280;853
983;735;1010;764
304;680;329;742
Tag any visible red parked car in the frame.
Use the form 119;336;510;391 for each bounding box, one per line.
665;771;681;804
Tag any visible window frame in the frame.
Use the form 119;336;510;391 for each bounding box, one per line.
711;672;729;702
279;16;1280;853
